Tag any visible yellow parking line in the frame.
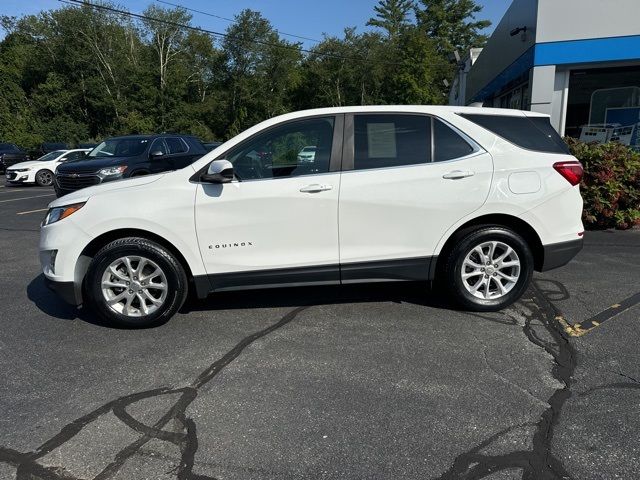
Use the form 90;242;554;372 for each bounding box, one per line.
17;208;49;215
0;194;55;203
556;291;640;337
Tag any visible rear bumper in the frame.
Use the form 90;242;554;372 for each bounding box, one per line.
541;238;584;272
44;277;81;305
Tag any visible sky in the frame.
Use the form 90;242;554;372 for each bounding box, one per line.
1;0;513;46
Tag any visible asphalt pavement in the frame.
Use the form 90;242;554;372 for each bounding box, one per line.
0;180;638;480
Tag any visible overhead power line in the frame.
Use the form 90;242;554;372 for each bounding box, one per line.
61;0;395;65
155;0;323;44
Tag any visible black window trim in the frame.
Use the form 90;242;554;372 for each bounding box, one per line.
190;113;344;183
341;112;485;173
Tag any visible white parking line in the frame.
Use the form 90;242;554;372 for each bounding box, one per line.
0;189;29;194
0;194;55;203
16;208;49;215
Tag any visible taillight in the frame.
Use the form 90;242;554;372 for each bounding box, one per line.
553;161;583;186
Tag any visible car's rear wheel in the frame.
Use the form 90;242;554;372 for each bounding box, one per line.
85;237;188;327
35;169;54;187
443;227;533;311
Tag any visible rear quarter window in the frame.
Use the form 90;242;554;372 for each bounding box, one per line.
459;113;570;154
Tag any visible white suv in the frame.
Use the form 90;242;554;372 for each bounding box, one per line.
40;106;584;327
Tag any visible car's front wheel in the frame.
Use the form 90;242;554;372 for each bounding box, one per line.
443;227;533;311
35;169;54;187
85;237;188;327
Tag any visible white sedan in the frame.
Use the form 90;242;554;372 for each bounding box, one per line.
297;145;316;163
5;149;90;186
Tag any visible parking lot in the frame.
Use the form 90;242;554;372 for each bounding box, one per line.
0;180;639;480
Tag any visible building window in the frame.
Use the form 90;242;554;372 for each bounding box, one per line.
566;66;640;142
496;82;530;111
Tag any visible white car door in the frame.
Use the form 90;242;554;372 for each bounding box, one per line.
194;115;343;290
338;113;493;282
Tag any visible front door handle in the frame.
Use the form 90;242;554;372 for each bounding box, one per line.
442;170;475;180
299;184;333;193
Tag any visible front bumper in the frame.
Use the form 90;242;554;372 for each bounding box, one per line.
40;217;94;305
5;170;32;183
44;277;81;305
541;238;584;272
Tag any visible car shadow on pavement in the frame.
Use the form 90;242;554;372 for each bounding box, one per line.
27;274;112;327
532;278;571;303
28;273;456;328
181;281;454;314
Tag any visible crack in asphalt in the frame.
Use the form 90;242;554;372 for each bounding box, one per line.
432;284;577;480
0;279;599;479
0;306;309;480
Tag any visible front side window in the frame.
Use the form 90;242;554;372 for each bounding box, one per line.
225;117;335;180
433;119;474;162
166;137;188;155
354;114;431;170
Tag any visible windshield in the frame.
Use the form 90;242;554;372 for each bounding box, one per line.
37;151;66;161
87;138;150;158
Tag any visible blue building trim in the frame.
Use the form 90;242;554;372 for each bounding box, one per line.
534;35;640;66
469;47;534;104
469;35;640;104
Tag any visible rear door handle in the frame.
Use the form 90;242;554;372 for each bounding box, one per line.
299;184;333;193
442;170;475;180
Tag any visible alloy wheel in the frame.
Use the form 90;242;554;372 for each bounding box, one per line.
37;170;53;186
461;241;521;300
100;256;168;317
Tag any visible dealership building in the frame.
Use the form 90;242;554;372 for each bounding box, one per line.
449;0;640;145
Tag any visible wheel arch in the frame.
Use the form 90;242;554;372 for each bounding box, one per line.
75;228;205;303
433;214;544;277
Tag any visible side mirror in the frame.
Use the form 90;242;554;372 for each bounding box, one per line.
201;159;234;184
150;150;165;159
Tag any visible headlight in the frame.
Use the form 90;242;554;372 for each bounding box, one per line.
13;168;30;172
99;166;127;176
43;202;85;226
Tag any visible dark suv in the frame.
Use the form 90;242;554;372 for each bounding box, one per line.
0;143;29;173
54;134;206;197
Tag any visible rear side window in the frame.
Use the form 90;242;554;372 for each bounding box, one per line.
354;114;431;170
166;137;188;154
460;114;570;154
433;119;474;162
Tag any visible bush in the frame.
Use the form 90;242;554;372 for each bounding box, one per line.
565;138;640;230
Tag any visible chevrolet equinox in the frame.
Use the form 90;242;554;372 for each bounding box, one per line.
40;106;584;327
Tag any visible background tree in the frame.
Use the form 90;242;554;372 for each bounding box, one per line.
366;0;414;39
415;0;491;55
0;1;490;150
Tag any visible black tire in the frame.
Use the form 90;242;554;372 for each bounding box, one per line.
35;169;54;187
85;237;188;328
442;226;533;312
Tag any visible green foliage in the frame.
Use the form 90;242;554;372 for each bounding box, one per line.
566;138;640;230
367;0;415;39
0;1;490;149
415;0;491;54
